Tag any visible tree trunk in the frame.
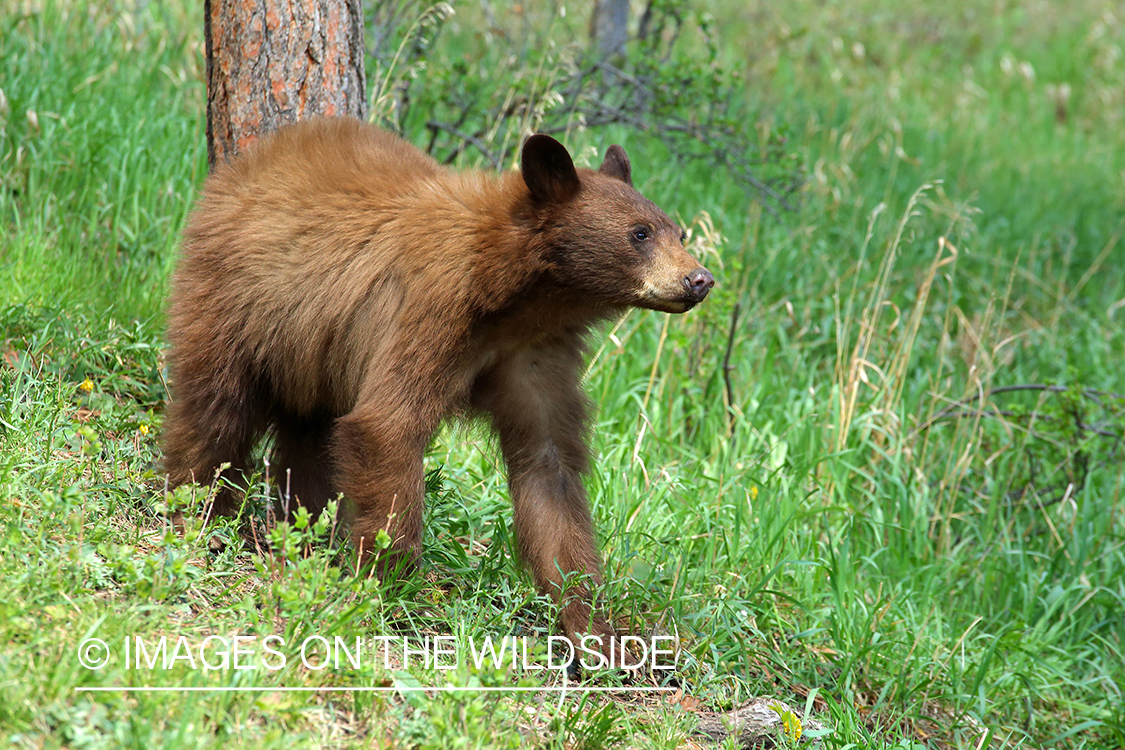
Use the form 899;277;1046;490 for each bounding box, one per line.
590;0;629;60
204;0;367;168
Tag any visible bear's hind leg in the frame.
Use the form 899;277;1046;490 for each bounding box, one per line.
162;377;266;519
271;413;337;521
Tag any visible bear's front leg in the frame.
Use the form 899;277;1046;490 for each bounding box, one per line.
333;404;434;577
473;344;620;665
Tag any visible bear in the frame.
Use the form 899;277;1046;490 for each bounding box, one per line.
163;116;714;662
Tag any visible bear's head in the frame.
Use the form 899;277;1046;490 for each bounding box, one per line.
521;135;715;314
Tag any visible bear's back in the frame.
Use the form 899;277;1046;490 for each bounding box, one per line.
171;118;536;418
172;120;454;413
207;117;442;214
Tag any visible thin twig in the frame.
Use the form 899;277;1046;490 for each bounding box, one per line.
722;302;741;434
914;383;1125;436
424;121;500;169
923;409;1121;439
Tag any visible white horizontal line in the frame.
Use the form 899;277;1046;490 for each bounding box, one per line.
76;686;677;693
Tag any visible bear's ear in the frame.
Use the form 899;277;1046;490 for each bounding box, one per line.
521;134;580;204
599;144;632;186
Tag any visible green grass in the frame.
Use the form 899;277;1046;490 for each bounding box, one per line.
2;0;1123;747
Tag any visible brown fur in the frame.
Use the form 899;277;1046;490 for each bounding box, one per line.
164;116;713;656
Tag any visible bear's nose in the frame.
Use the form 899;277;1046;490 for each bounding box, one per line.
683;268;715;301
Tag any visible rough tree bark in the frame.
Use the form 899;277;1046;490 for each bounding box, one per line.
204;0;367;168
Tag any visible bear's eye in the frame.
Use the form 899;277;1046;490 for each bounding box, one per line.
631;227;650;243
679;229;687;244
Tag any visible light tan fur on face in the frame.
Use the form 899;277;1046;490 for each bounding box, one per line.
637;232;707;312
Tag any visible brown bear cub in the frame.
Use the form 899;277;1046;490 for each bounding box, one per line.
164;116;713;663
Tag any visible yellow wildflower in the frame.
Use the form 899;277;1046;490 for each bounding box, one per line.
769;701;803;743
